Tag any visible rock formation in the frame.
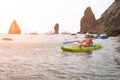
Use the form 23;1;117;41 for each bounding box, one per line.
95;0;120;36
8;20;21;34
80;7;97;33
80;0;120;36
54;23;59;34
115;0;120;2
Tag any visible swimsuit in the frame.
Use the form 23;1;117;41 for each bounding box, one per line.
85;39;92;46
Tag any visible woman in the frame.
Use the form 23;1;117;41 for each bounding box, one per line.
78;33;93;47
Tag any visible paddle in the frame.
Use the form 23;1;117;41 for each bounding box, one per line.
91;34;109;39
63;40;78;44
63;34;109;45
100;35;109;39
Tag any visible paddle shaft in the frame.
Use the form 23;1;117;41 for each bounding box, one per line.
63;40;78;44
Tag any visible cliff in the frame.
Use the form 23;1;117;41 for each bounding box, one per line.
80;0;120;36
95;0;120;36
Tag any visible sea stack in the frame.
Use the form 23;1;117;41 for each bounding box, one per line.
54;23;59;34
8;20;21;34
80;7;97;33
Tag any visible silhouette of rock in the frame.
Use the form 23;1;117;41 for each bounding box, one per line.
80;7;97;33
54;23;59;34
8;20;21;34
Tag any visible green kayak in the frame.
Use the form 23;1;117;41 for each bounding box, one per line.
61;45;102;52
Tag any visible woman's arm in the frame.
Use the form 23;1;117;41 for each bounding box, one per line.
78;39;85;43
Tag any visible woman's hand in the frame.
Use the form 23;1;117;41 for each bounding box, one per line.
77;40;82;43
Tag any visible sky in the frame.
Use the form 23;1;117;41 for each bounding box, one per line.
0;0;114;34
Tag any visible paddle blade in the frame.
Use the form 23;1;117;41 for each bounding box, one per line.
100;35;109;39
63;41;71;44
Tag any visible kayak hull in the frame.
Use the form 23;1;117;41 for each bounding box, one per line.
61;45;101;52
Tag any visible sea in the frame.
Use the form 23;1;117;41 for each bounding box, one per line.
0;34;120;80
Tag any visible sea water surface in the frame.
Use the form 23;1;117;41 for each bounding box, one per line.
0;34;120;80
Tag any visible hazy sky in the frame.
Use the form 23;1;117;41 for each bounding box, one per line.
0;0;114;33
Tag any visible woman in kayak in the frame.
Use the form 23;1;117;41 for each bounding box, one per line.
78;33;93;47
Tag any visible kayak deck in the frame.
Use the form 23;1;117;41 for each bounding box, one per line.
61;45;101;52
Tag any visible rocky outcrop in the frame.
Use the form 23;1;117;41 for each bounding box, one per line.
115;0;120;2
8;20;21;34
80;7;97;33
95;0;120;36
80;0;120;36
54;23;59;34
